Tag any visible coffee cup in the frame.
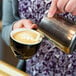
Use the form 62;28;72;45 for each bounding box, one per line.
10;28;42;60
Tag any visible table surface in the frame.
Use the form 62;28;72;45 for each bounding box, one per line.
0;60;29;76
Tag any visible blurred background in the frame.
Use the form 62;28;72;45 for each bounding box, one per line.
0;0;18;67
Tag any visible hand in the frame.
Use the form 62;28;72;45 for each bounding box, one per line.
13;19;38;30
48;0;76;17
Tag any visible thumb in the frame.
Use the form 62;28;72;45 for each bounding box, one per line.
48;0;58;17
31;24;38;29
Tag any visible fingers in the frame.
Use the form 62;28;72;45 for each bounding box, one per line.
48;0;58;17
57;0;69;12
31;24;38;29
48;0;76;17
13;21;24;30
13;19;38;30
72;9;76;15
23;20;33;29
65;0;76;13
23;19;38;29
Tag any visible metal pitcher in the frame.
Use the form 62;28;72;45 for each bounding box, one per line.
39;14;76;54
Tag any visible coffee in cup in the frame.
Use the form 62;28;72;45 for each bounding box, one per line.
12;29;41;45
10;28;42;59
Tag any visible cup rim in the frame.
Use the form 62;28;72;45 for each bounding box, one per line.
10;28;42;45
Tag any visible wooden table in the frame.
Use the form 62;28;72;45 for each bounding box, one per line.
0;61;29;76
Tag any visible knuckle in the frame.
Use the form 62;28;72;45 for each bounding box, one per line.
57;2;63;12
57;2;61;10
65;6;71;12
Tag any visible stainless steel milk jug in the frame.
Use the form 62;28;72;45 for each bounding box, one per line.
39;14;76;54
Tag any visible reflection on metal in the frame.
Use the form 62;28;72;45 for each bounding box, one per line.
39;15;76;54
69;30;75;35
